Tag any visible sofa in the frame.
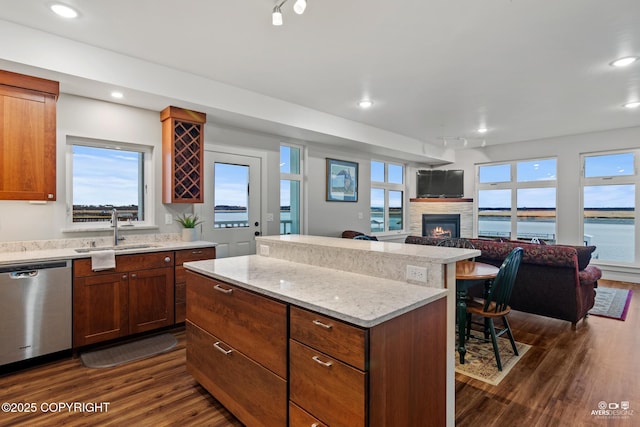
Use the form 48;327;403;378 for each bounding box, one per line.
404;236;602;327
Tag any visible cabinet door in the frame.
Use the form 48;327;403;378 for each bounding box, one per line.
129;267;174;334
0;85;57;201
73;272;129;347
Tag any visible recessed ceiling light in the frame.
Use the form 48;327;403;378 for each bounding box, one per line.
358;100;373;109
477;127;488;133
111;91;124;99
623;101;640;109
610;56;639;67
50;3;79;19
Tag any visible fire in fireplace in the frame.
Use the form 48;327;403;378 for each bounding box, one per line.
422;214;460;238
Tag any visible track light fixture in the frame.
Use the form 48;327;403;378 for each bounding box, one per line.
272;0;309;26
272;3;284;26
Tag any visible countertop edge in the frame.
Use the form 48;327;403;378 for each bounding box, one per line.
184;258;449;328
0;241;217;266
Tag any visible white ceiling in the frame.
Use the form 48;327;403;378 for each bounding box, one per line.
0;0;639;162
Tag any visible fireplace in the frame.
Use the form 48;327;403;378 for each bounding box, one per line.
422;214;460;238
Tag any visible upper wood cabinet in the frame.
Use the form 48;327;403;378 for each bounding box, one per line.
0;70;59;201
160;106;206;203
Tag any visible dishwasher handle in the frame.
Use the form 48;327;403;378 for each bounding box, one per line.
11;271;39;279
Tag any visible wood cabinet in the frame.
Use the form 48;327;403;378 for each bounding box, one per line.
186;271;447;427
0;70;59;201
174;247;216;323
73;251;175;347
186;271;288;426
160;106;206;204
290;302;447;427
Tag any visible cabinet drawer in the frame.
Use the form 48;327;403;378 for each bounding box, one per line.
186;322;287;427
175;247;216;264
186;271;287;378
290;339;366;427
74;251;174;277
289;402;328;427
290;306;367;370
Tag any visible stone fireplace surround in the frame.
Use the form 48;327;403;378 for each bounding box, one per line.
409;198;474;238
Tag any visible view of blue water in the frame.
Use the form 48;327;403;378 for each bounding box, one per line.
479;218;634;262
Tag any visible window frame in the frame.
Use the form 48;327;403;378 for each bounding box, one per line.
476;157;558;242
580;149;638;265
65;136;154;231
370;160;406;235
279;144;304;235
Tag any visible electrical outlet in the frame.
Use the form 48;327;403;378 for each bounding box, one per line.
260;245;270;256
165;213;173;225
406;265;428;282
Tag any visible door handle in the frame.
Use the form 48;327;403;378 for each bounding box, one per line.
254;221;259;226
254;231;260;236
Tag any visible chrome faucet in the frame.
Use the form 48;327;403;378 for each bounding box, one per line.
111;208;120;246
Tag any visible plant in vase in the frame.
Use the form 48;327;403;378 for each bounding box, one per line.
176;213;203;241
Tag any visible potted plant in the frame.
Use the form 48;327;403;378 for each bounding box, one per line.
176;213;203;242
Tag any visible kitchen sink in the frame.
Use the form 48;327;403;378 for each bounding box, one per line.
74;244;159;253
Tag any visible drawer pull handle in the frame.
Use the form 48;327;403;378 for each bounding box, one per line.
312;355;333;367
192;250;203;254
214;284;233;294
312;319;332;329
213;341;233;355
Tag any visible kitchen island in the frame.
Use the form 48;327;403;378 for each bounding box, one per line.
184;235;473;426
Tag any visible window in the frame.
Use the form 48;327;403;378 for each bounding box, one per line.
68;139;152;227
280;145;303;234
581;151;636;263
371;161;405;233
477;158;557;242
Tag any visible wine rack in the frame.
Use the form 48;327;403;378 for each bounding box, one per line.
161;106;206;203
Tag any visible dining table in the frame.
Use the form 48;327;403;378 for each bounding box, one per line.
455;260;500;364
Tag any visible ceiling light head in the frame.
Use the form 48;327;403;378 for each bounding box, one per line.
293;0;307;14
358;99;373;109
477;127;488;133
272;6;283;26
111;91;124;99
50;3;79;19
624;101;640;109
610;56;639;67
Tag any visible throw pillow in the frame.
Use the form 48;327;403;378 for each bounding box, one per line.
562;245;596;270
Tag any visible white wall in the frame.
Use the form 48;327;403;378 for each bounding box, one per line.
0;94;182;242
0;93;398;244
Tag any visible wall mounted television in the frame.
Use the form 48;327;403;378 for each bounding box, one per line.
416;169;464;198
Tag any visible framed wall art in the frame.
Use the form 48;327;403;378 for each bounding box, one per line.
326;158;358;202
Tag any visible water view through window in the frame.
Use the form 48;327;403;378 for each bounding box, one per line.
72;145;143;223
479;154;636;263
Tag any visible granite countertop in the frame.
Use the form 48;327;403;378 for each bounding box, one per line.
184;255;449;328
0;240;217;266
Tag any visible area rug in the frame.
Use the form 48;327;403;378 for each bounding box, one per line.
455;338;531;386
589;287;633;320
81;333;177;368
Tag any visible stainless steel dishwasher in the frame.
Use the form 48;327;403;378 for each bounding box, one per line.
0;260;72;366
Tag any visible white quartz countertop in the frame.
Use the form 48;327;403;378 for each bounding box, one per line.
184;255;449;328
0;240;217;266
257;234;480;263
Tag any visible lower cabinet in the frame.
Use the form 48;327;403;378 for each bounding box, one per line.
186;271;447;427
174;247;216;323
73;251;175;348
186;270;288;426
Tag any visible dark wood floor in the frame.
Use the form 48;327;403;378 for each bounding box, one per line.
0;280;636;426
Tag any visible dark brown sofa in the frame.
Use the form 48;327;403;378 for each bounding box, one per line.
404;236;602;327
